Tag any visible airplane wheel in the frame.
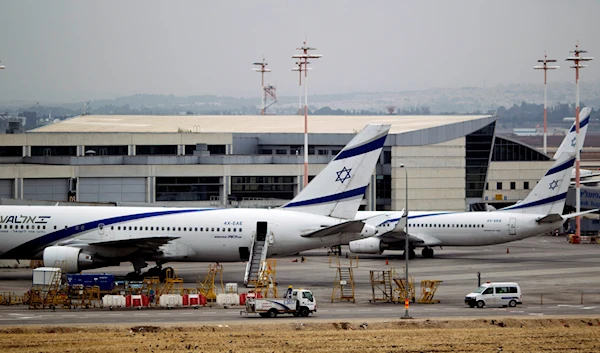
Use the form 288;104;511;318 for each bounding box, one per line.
409;249;416;260
421;248;434;258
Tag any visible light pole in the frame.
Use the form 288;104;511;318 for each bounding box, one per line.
399;164;412;319
252;57;271;115
533;53;559;155
566;43;593;239
292;41;322;188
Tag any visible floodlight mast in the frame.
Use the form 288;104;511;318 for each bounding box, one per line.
533;53;559;155
292;41;322;188
566;42;594;239
252;57;271;115
292;61;311;114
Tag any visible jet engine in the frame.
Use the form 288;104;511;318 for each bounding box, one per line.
43;246;95;273
348;237;387;254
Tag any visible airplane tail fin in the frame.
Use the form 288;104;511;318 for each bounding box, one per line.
502;108;592;215
281;124;390;219
554;107;591;160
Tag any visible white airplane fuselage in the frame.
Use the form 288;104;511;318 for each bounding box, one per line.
0;206;371;262
358;210;561;247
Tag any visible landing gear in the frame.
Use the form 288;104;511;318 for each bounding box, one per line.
422;247;434;258
403;249;416;260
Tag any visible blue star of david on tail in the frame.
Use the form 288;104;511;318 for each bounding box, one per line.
335;166;352;184
571;137;577;148
548;179;559;190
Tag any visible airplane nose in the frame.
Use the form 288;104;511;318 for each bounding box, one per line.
361;224;378;237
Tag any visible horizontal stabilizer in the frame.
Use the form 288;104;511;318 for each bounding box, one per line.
301;220;368;238
536;214;563;223
560;209;599;221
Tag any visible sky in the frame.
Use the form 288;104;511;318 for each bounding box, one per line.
0;0;599;103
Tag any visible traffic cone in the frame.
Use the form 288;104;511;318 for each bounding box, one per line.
506;247;510;254
385;258;389;265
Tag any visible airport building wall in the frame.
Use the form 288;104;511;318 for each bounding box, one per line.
484;161;553;203
0;114;562;212
391;137;467;211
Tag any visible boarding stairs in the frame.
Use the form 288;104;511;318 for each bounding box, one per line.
244;234;269;287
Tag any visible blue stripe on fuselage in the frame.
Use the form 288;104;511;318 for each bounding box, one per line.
1;208;214;259
283;186;366;208
334;134;387;161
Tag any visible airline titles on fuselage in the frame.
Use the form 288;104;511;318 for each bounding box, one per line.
0;215;51;224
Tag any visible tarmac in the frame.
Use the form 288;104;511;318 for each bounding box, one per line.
1;234;600;325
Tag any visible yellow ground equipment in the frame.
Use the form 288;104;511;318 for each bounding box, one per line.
393;269;416;303
254;259;277;298
330;254;359;303
369;269;395;303
0;292;24;305
198;263;224;303
418;280;443;304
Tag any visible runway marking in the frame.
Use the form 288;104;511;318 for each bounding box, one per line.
202;311;217;314
179;312;195;315
84;314;101;317
357;309;371;312
108;313;123;316
379;309;394;312
335;309;350;312
133;313;148;316
61;314;77;317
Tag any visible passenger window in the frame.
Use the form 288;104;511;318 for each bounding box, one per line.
233;228;236;232
228;228;231;232
145;227;148;231
134;227;137;230
211;228;214;232
194;227;198;231
217;228;220;232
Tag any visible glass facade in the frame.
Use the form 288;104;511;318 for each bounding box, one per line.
492;137;551;162
137;145;177;155
0;146;22;156
465;122;495;198
85;145;128;156
155;177;221;201
31;146;77;156
231;176;295;200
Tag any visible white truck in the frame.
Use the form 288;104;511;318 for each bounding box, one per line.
243;289;317;318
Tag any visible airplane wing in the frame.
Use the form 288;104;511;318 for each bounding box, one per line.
59;236;179;249
301;220;369;238
377;230;443;246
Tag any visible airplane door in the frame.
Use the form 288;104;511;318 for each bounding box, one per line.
508;218;516;235
256;222;267;242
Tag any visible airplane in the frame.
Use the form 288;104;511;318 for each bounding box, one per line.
349;109;596;259
0;124;391;280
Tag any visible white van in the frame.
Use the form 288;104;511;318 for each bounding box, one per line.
465;282;521;308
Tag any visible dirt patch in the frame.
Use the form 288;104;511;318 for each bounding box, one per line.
1;317;600;352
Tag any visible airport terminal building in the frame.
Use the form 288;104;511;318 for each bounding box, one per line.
0;114;555;211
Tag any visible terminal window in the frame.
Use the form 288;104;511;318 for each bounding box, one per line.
231;176;295;200
156;176;221;201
